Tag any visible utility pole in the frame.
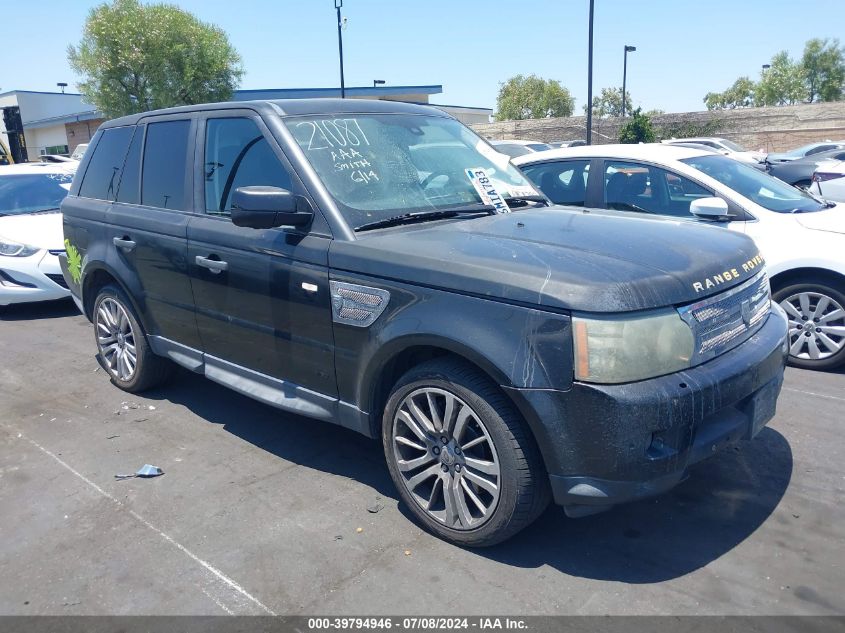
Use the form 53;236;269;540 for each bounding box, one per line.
335;1;346;98
621;45;636;117
586;0;594;144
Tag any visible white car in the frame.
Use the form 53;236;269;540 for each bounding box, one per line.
809;159;845;203
490;139;553;158
0;162;76;308
662;137;765;166
70;143;89;161
515;144;845;370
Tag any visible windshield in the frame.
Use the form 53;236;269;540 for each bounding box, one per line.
719;139;745;152
285;113;539;228
781;143;822;159
681;154;826;213
0;172;73;216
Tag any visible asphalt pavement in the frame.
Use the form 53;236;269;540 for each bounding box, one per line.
1;299;843;615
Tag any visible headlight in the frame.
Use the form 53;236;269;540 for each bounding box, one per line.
0;236;40;257
572;309;695;383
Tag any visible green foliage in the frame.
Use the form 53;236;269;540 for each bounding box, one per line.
495;74;575;121
756;51;806;106
704;77;756;110
584;87;632;119
618;108;655;144
802;38;845;102
658;117;724;140
68;0;243;118
64;239;82;285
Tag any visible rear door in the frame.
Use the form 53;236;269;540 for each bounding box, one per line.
106;115;201;349
187;111;336;396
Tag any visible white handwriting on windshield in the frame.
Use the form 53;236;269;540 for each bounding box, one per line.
297;119;370;151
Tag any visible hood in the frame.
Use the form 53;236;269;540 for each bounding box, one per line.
330;208;765;313
0;212;64;251
796;203;845;235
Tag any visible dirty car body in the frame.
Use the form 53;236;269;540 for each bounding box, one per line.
60;99;788;545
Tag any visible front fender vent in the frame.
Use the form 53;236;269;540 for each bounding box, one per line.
330;281;390;327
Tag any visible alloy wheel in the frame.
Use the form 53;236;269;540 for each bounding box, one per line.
392;387;501;530
95;297;138;381
781;291;845;361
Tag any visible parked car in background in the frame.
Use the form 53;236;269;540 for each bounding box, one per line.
515;144;845;370
548;140;587;149
39;154;76;163
70;143;89;161
767;148;845;189
809;159;845;203
0;162;76;308
662;137;765;165
490;139;553;158
766;141;845;163
60;99;787;545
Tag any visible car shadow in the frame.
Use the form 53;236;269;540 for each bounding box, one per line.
0;298;79;321
145;368;792;584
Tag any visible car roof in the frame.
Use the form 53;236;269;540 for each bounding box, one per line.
101;98;447;128
0;162;78;176
491;139;547;146
663;137;727;144
511;143;711;165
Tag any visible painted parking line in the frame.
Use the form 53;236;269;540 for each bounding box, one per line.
10;427;276;616
782;387;845;403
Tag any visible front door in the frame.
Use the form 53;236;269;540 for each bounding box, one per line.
187;113;336;397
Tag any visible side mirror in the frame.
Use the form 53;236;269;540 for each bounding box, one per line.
231;186;313;229
690;196;732;222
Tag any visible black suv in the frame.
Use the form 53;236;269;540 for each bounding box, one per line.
61;99;788;546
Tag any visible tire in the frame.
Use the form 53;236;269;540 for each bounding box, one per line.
773;279;845;371
382;358;549;547
92;284;173;392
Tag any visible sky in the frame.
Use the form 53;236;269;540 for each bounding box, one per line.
3;0;845;114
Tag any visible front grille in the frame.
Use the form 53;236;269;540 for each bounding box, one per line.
678;270;771;364
46;273;69;289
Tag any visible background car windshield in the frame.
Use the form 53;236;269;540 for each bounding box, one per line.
0;173;73;215
720;139;745;152
681;154;825;213
285;114;538;228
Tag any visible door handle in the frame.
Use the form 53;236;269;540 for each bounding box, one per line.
195;255;228;274
113;236;136;252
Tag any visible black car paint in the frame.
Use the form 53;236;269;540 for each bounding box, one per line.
766;148;845;186
60;99;787;514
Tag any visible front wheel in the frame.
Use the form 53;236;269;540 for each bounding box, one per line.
774;280;845;370
382;359;549;547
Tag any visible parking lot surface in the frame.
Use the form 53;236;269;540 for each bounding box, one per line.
1;300;843;615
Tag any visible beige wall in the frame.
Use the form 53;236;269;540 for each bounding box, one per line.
65;119;104;154
472;102;845;152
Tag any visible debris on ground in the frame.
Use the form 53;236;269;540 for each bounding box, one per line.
114;464;164;480
404;550;411;556
334;535;343;541
356;527;363;534
106;435;120;440
367;502;384;514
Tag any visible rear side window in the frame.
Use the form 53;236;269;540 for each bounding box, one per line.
521;160;590;206
204;117;292;215
141;120;191;210
116;126;142;204
78;127;134;201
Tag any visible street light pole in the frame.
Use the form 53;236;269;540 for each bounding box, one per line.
621;45;636;117
586;0;594;144
335;0;346;98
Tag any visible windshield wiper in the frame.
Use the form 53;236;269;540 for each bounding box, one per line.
354;207;495;232
504;194;549;207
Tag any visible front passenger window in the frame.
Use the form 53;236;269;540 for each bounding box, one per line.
204;118;292;215
604;161;712;218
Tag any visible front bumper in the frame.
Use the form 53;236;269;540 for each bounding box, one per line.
0;250;70;306
504;303;789;517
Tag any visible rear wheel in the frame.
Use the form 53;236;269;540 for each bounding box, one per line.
382;358;549;547
93;285;173;392
773;280;845;370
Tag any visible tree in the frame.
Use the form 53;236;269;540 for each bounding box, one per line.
495;74;574;121
618;108;655;144
802;38;845;102
584;87;632;118
755;51;806;106
704;76;755;110
68;0;243;118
